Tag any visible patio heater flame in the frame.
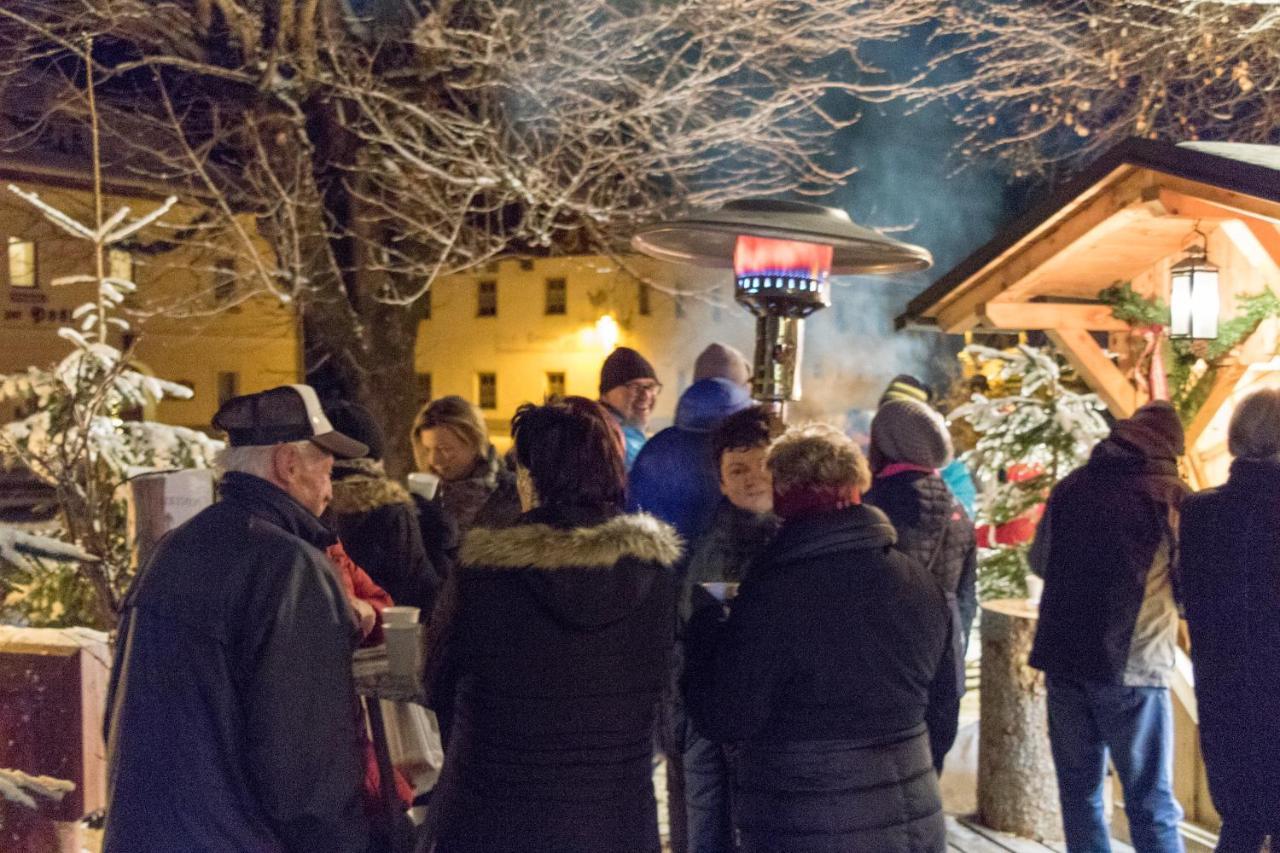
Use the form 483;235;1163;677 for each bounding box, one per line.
732;235;833;401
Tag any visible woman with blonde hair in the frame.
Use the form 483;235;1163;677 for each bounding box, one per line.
1180;388;1280;851
684;422;951;852
411;395;520;534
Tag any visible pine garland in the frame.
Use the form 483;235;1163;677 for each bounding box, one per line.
1097;282;1280;423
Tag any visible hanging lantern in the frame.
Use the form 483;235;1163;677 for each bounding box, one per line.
1168;238;1220;340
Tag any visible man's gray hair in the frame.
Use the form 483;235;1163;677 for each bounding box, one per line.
768;422;871;495
215;440;318;479
1228;388;1280;460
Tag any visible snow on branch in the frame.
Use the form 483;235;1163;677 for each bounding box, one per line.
0;769;76;810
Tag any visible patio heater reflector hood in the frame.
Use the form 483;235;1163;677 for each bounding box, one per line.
631;199;932;402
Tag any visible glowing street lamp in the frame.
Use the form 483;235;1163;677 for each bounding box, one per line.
1169;232;1220;340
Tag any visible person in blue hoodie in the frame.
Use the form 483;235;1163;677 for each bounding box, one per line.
629;343;754;545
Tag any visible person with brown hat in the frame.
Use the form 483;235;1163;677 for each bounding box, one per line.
598;346;662;469
103;384;372;853
1028;400;1190;852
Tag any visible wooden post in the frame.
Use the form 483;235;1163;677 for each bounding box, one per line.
977;599;1063;841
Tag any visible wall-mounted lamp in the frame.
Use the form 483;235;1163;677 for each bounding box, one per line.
1169;226;1220;340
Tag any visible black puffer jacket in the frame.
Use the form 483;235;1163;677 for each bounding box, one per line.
327;462;440;614
683;504;949;853
103;473;366;853
866;469;977;634
424;507;680;853
1179;457;1280;827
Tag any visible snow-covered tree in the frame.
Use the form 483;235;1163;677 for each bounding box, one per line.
0;172;221;628
951;345;1109;599
894;0;1280;175
0;768;75;811
0;0;947;475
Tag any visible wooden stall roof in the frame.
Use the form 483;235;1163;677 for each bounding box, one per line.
898;139;1280;334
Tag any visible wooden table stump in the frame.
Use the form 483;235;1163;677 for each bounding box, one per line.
977;599;1063;841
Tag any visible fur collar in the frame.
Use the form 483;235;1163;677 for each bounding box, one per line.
329;474;413;515
461;513;682;570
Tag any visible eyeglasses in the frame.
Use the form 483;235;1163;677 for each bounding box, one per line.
625;379;662;397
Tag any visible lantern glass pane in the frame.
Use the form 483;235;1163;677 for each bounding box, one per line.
1190;267;1220;339
1170;268;1193;337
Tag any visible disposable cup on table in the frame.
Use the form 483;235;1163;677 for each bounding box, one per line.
384;623;423;681
382;605;420;626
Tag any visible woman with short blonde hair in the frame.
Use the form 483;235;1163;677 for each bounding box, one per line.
684;421;950;852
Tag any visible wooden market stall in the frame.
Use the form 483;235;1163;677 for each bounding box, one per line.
899;138;1280;848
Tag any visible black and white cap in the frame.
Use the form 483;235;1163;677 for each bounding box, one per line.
212;384;368;459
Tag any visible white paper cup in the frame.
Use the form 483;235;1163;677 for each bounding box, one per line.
382;605;421;626
384;623;423;680
406;472;440;501
699;582;740;603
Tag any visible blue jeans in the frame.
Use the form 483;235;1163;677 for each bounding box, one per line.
684;727;734;853
1046;674;1184;853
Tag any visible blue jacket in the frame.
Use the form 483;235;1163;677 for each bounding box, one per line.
628;378;753;544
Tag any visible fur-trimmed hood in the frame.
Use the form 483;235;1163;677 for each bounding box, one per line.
460;510;682;629
329;472;414;516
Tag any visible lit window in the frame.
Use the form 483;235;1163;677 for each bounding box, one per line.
216;372;239;406
108;249;134;283
213;260;236;304
546;371;566;399
545;278;567;315
477;280;497;317
8;237;35;287
477;372;497;410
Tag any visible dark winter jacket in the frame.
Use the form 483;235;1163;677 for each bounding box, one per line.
424;507;681;853
103;472;367;853
683;504;950;853
629;378;753;543
1179;457;1280;826
1029;437;1189;686
327;460;440;614
681;499;779;626
436;447;521;534
865;468;978;635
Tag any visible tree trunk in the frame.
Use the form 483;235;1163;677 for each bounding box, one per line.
363;296;425;480
977;598;1063;841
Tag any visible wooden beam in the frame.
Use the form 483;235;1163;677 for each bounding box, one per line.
1185;360;1248;449
979;302;1130;332
1149;188;1280;272
929;167;1153;332
1154;178;1280;226
1046;328;1139;417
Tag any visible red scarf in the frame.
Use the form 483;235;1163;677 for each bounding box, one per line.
773;484;861;520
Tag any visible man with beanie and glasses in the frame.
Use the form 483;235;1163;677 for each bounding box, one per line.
599;346;662;469
1029;401;1189;852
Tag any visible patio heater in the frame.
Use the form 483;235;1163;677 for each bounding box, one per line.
631;199;932;405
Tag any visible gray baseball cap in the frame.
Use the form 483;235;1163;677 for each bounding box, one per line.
212;384;368;459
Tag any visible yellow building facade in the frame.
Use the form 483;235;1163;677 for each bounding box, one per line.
417;255;755;440
0;159;300;429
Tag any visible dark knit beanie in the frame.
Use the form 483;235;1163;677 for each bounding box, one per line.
322;401;385;461
599;347;657;394
1111;400;1185;460
879;374;933;407
869;398;953;472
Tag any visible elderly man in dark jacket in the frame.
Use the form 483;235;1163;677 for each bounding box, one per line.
865;398;977;774
684;424;950;853
103;385;371;853
1179;389;1280;851
1029;401;1189;853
